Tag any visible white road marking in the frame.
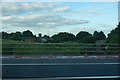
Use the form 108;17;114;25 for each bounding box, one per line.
51;76;120;79
3;76;120;80
1;63;120;65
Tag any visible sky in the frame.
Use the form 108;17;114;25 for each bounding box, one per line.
0;0;119;37
1;0;119;2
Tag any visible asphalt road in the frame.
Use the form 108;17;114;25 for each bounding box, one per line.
2;58;119;64
2;58;120;79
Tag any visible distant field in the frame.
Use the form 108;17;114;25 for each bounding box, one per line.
2;40;118;55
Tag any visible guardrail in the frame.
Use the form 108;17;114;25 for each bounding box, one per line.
2;43;120;56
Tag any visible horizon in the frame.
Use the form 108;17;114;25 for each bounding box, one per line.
1;30;107;37
1;2;118;36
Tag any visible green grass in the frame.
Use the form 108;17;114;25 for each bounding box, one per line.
2;40;118;55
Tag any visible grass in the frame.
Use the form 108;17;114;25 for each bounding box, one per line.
2;40;118;55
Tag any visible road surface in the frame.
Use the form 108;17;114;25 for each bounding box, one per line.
2;58;120;79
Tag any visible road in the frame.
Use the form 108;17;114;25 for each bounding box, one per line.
2;58;120;79
2;58;119;64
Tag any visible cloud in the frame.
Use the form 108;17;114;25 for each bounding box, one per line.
53;6;70;12
1;15;89;28
1;2;75;16
1;2;58;16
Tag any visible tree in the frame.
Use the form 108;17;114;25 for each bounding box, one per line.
42;35;51;42
43;35;50;38
38;33;42;38
93;31;106;42
93;31;100;41
22;30;33;38
99;31;106;40
76;31;95;43
9;33;17;40
107;22;120;43
2;32;9;40
15;32;22;40
52;32;76;42
9;32;22;40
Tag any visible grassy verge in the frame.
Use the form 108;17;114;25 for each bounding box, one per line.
2;40;118;56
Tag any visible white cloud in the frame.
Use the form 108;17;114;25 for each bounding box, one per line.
1;2;74;16
1;2;57;16
53;6;70;12
1;15;89;28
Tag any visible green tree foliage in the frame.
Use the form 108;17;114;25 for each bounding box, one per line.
43;35;50;38
22;30;33;38
2;32;9;39
107;22;120;43
93;31;106;42
52;32;76;42
76;31;95;43
9;32;22;40
42;35;51;42
15;32;22;40
9;33;17;40
99;31;106;39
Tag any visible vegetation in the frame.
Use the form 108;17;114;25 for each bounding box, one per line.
3;39;108;55
106;22;120;54
93;31;106;41
76;31;95;43
1;30;106;43
107;22;120;43
52;32;76;42
1;22;120;55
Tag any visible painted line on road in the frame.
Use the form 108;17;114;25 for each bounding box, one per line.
3;76;120;80
50;76;120;79
1;63;120;66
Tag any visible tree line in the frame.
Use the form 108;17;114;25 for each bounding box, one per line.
1;22;120;43
1;30;106;43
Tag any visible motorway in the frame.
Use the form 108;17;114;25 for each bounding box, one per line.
2;58;120;79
